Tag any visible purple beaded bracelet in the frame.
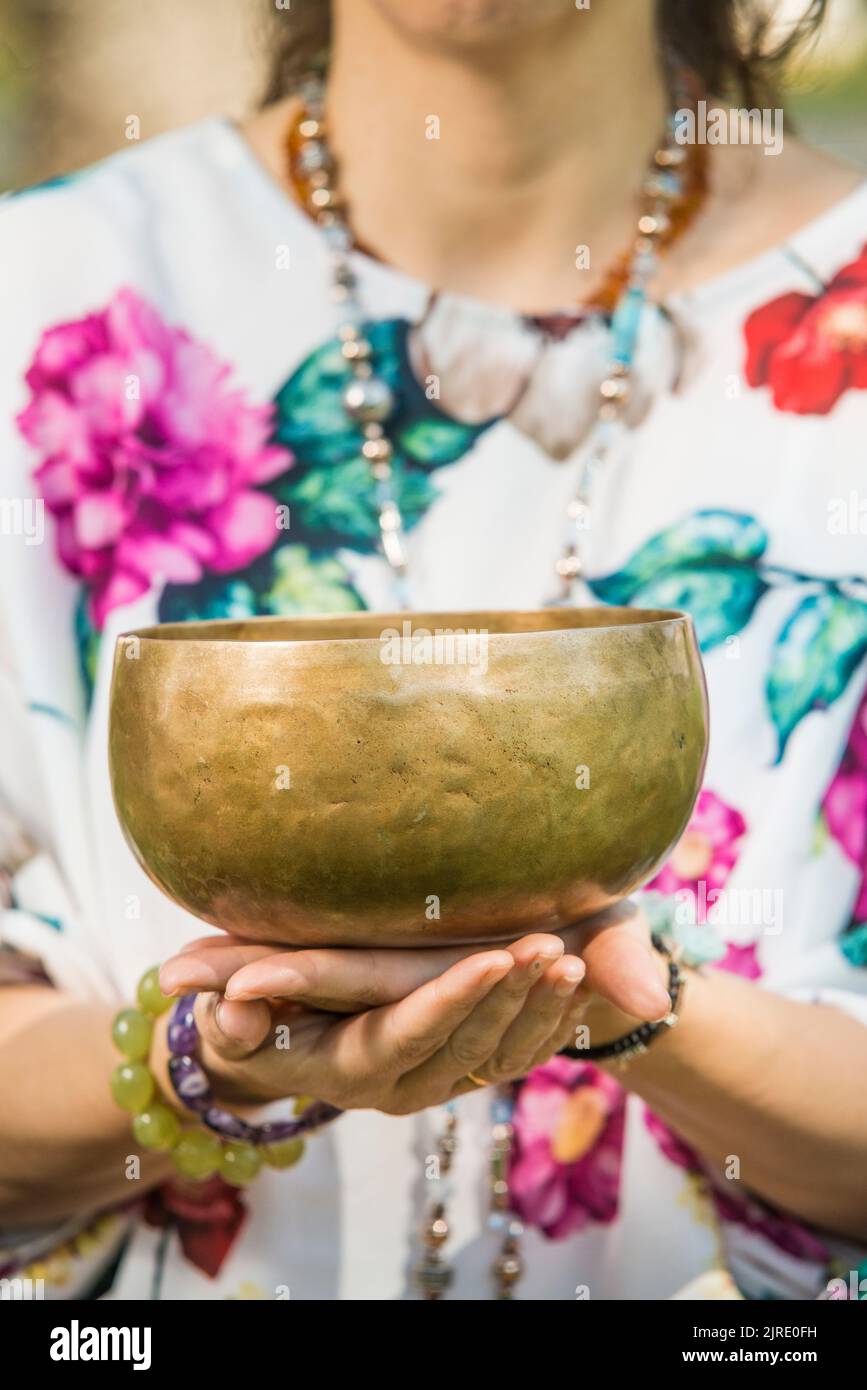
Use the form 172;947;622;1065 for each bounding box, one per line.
167;993;342;1145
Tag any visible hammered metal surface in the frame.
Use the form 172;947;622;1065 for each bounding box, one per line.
108;609;708;945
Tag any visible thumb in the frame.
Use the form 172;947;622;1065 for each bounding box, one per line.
578;906;671;1020
194;991;272;1059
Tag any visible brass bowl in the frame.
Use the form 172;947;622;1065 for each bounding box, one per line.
108;609;708;946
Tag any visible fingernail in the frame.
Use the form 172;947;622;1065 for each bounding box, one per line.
157;962;180;995
529;947;563;975
482;954;515;984
225;967;304;1000
215;999;249;1043
554;964;584;997
635;977;672;1019
160;960;220;994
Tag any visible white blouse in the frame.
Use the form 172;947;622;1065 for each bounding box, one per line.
1;116;866;1300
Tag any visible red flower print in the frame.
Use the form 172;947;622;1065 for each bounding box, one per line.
144;1175;247;1279
509;1058;625;1239
744;244;867;414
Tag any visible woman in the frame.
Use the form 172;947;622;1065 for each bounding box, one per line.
1;0;866;1301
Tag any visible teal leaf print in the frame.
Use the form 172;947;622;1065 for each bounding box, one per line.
273;336;364;467
28;703;79;732
396;416;487;468
159;545;364;624
75;591;101;709
840;923;867;968
272;319;491;472
273;455;439;548
5;173;75;200
767;592;867;761
619;566;767;652
589;510;769;651
590;510;768;604
265;545;365;614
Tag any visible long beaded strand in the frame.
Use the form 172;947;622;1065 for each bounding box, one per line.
286;77;706;1301
286;76;706;610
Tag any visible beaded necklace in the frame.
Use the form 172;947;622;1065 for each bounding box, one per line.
286;74;707;610
283;76;707;1298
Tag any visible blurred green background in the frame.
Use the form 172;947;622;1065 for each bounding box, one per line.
1;0;866;193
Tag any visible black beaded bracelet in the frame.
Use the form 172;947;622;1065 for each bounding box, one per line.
558;933;686;1065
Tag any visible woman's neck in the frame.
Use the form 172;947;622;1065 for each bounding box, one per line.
326;0;669;310
243;2;863;310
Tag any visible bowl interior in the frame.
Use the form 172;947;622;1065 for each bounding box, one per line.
125;606;689;647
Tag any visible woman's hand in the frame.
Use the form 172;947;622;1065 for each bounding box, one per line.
161;901;670;1022
157;935;587;1115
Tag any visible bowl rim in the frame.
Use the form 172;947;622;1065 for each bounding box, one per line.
116;607;694;651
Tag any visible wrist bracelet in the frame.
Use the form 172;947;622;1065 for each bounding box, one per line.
166;992;342;1146
558;933;686;1067
109;966;341;1186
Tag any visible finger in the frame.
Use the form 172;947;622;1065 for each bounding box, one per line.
194;990;273;1060
223;943;477;1012
449;991;589;1099
325;950;516;1085
579;912;670;1019
393;940;563;1102
528;994;590;1069
480;953;585;1082
222;931;569;1013
160;942;276;997
177;934;233;955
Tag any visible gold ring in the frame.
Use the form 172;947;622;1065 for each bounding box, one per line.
465;1071;489;1087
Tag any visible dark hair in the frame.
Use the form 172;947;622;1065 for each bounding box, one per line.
262;0;826;108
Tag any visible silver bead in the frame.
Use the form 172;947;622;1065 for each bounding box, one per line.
298;140;329;174
333;261;357;290
362;435;393;462
311;186;338;211
567;498;591;530
342;376;395;424
556;553;582;580
378;501;403;533
322;222;352;253
638;211;670;238
341;336;371;362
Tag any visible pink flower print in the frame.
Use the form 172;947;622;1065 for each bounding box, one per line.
648;789;746;896
18;288;291;628
644;1111;828;1263
822;687;867;921
509;1057;625;1239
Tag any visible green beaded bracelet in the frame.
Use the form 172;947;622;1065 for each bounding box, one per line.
110;966;307;1185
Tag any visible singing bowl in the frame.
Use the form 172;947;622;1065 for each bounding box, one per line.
108;609;708;947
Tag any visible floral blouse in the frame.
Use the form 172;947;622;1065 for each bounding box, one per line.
1;116;866;1301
